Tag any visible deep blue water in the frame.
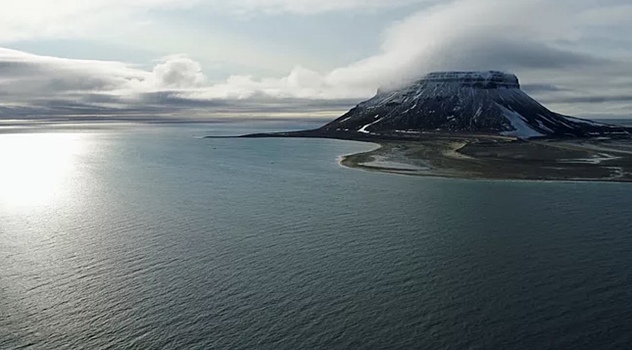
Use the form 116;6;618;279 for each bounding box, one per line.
1;122;631;349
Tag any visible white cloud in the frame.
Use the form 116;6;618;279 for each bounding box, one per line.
153;55;207;88
322;0;579;89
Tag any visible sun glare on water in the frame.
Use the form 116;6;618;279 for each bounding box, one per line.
0;133;88;209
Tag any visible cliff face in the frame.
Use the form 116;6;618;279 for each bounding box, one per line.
320;71;630;139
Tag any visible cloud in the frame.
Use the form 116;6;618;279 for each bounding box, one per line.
0;0;433;42
0;48;209;96
0;48;149;96
577;3;632;26
226;0;431;14
233;0;632;118
152;55;207;88
0;48;220;118
180;0;628;102
0;0;194;42
317;0;606;89
522;84;568;94
552;95;632;104
1;0;632;120
0;48;359;119
427;39;608;71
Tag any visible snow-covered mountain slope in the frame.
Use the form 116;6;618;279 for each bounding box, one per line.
321;71;631;139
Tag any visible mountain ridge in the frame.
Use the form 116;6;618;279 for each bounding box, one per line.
318;71;630;139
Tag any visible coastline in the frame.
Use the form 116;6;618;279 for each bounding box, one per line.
338;137;632;183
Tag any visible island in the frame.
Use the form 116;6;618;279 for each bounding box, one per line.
236;71;632;182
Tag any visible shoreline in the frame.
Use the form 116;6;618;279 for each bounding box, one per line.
337;137;632;183
231;129;632;183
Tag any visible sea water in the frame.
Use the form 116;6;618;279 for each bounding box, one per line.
1;121;631;349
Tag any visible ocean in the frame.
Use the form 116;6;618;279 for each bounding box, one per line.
1;121;631;349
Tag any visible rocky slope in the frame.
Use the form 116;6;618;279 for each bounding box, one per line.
319;71;630;139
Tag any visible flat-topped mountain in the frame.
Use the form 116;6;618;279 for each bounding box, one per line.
224;70;632;182
319;71;630;139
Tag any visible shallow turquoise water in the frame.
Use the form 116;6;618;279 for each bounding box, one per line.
1;122;631;349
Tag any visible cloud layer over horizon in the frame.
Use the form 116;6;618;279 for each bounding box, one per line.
1;0;631;120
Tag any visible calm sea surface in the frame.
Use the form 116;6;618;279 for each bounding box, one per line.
1;122;631;349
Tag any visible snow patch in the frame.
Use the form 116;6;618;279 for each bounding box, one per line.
401;102;418;114
358;115;382;134
360;156;429;171
473;106;483;118
607;167;626;179
558;153;620;165
498;105;545;139
339;116;352;123
536;120;553;133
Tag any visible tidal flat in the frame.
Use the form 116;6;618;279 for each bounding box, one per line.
340;136;632;182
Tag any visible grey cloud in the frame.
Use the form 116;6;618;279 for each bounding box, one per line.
0;48;360;120
424;39;609;73
522;83;568;94
0;51;149;98
77;93;127;104
0;89;359;121
136;92;359;113
44;76;121;92
546;95;632;104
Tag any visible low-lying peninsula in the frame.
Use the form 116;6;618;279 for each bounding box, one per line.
231;71;632;182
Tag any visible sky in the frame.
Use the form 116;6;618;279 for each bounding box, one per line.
1;0;631;120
